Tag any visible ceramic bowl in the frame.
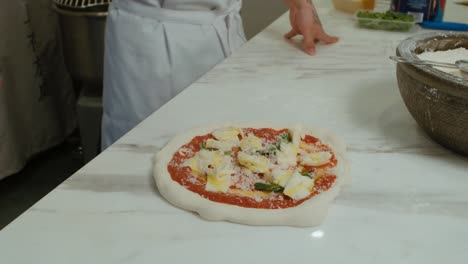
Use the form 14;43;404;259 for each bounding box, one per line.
396;32;468;155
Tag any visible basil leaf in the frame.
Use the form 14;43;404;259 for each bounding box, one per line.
224;151;232;155
256;132;292;155
254;182;284;193
300;170;315;178
199;142;206;150
257;146;277;155
276;132;292;150
279;132;292;143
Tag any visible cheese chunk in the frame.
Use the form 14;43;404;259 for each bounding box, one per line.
270;168;294;187
299;141;318;152
283;171;314;200
300;151;332;167
238;152;270;174
205;157;234;193
276;142;298;169
212;127;241;141
184;149;222;175
239;134;263;153
290;125;304;148
205;138;238;152
206;173;231;192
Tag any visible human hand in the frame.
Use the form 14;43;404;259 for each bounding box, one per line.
285;0;339;55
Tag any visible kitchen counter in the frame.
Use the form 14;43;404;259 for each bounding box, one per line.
1;1;467;263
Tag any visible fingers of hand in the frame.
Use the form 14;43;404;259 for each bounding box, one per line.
302;28;316;56
317;31;339;44
284;29;299;39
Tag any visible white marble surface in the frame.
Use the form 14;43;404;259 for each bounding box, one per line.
1;1;468;263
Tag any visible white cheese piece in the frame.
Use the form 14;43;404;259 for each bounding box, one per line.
270;168;294;187
237;152;270;174
184;149;222;175
299;141;318;152
283;171;314;200
212;127;241;141
300;151;332;167
290;125;305;148
206;173;231;192
276;142;298;169
239;133;263;153
205;138;238;152
205;156;234;193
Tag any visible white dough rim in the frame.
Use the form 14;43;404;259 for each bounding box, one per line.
153;122;350;227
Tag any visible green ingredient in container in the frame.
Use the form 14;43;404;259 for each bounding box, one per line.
356;11;415;31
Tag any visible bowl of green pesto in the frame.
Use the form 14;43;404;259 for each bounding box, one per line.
355;10;416;32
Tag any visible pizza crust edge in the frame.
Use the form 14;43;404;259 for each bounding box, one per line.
153;122;350;227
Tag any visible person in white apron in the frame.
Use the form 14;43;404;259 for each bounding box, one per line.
101;0;337;150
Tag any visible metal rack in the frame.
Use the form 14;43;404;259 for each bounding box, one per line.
53;0;112;9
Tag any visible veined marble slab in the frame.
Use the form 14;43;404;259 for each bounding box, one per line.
1;1;467;263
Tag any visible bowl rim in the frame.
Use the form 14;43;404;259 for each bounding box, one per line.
396;32;468;89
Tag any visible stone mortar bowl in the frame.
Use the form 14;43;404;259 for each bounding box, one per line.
396;32;468;156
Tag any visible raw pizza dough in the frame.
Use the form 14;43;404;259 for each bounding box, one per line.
153;122;350;227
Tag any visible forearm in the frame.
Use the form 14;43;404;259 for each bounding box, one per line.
286;0;322;25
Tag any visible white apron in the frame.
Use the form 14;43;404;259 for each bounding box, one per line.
101;0;246;149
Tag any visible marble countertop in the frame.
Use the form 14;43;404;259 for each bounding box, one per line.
1;1;468;263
